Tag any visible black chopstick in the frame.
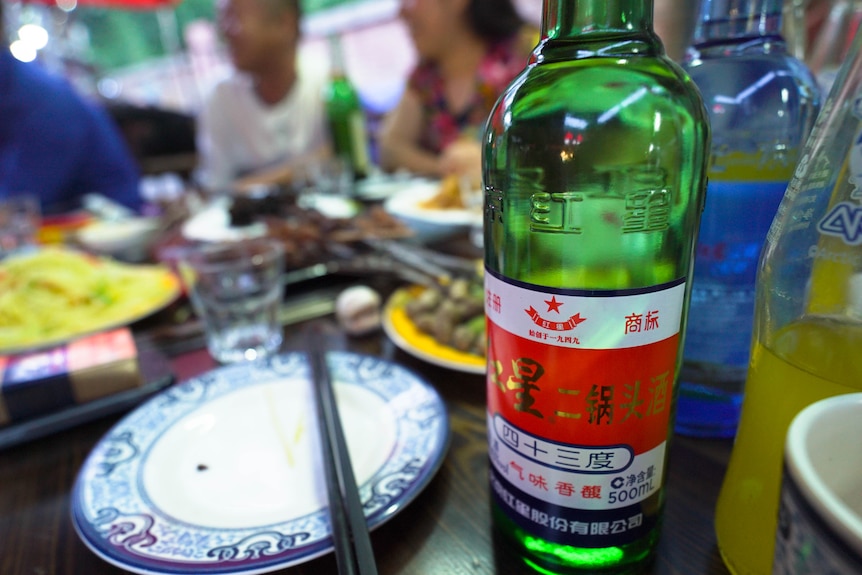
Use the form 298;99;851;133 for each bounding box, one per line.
308;347;379;575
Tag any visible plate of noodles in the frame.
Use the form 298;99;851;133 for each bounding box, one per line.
0;248;181;354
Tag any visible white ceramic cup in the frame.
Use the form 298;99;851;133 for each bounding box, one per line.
772;393;862;574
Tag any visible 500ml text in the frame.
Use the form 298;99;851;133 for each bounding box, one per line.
608;478;655;504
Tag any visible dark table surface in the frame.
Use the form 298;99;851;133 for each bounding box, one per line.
0;270;736;575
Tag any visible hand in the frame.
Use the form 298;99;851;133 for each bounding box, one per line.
439;139;482;189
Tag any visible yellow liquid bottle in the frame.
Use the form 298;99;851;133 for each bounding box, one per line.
715;318;862;574
714;29;862;575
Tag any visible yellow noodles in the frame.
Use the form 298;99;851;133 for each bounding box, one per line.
0;248;179;351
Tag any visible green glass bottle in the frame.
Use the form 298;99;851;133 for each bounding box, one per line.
324;34;370;180
482;1;710;573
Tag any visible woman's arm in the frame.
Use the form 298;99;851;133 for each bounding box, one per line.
378;88;443;177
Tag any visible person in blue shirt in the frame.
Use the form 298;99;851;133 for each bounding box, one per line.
0;11;142;215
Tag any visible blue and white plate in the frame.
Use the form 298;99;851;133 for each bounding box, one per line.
71;352;449;575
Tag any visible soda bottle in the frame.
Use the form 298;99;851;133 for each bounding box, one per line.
676;0;821;438
715;28;862;575
482;1;710;572
323;34;370;180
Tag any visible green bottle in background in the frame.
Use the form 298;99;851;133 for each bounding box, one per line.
482;1;710;572
324;34;370;180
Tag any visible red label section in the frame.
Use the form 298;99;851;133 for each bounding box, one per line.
487;321;677;456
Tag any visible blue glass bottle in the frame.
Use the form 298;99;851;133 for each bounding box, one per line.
675;0;821;437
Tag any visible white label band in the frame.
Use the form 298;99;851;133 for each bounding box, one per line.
485;273;685;350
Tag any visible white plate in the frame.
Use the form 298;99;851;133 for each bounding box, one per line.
383;181;482;243
181;197;268;243
296;193;360;219
354;173;430;202
71;352;449;575
182;196;360;243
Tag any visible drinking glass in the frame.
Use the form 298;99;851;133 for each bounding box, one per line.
310;156;353;196
0;194;40;259
180;238;285;363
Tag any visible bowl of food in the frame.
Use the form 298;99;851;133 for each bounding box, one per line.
383;177;482;243
76;217;162;262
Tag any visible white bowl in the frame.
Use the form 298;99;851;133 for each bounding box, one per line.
383;181;482;243
77;217;162;262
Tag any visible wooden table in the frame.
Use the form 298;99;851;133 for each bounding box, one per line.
0;276;736;575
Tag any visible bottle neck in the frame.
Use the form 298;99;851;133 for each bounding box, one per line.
694;0;784;44
541;0;654;40
327;34;347;78
535;0;662;61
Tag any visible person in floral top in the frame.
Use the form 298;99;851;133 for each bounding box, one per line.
379;0;531;183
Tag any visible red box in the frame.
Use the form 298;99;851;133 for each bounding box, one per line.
0;329;142;426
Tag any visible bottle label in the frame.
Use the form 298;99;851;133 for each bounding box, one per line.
813;113;862;245
485;270;685;548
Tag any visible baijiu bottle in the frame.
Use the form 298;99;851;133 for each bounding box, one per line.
483;0;710;572
324;34;370;180
676;0;821;438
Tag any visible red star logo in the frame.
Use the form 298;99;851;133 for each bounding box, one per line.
545;296;563;314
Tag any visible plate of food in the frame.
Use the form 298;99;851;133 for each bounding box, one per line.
180;196;269;243
354;172;432;202
71;351;449;575
383;277;486;374
383;176;482;243
181;193;368;245
0;248;181;354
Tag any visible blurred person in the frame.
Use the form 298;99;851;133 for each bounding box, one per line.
0;2;142;215
378;0;529;184
196;0;329;194
654;0;701;61
805;0;860;77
